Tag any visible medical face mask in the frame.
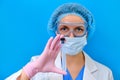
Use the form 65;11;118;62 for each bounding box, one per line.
61;35;87;71
61;35;87;55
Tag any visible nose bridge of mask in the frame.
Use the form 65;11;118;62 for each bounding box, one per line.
65;36;85;42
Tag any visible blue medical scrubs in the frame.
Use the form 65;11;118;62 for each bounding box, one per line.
63;66;85;80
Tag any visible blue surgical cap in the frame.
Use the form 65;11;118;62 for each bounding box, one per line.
47;3;95;39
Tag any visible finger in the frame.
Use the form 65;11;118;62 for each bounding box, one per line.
54;40;61;51
50;34;60;50
45;37;53;49
60;34;64;38
52;67;67;75
52;43;61;60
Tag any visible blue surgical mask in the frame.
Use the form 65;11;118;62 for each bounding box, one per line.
61;35;87;55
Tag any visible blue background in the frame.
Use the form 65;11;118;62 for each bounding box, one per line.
0;0;120;80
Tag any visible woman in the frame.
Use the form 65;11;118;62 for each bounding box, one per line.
6;3;114;80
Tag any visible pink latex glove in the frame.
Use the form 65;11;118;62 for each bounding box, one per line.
23;34;66;78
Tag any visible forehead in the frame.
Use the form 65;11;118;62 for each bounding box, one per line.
60;15;84;23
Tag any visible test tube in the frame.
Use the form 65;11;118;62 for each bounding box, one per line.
60;38;67;71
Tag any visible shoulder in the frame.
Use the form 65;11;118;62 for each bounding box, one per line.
94;60;113;75
94;60;114;80
84;51;112;73
84;52;114;80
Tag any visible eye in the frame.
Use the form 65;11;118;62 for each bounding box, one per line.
59;26;69;32
75;27;84;32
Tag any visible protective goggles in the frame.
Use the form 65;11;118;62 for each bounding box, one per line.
57;22;87;37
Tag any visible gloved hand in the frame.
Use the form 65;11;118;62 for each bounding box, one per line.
23;34;66;78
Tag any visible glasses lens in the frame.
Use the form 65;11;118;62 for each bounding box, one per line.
73;26;85;37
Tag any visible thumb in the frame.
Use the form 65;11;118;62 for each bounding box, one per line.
52;67;67;75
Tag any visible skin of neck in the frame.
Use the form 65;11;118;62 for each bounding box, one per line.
66;51;85;67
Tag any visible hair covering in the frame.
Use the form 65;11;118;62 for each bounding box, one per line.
47;3;95;39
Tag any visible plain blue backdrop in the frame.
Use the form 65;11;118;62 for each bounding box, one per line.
0;0;120;80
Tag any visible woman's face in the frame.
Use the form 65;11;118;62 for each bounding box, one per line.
57;15;87;37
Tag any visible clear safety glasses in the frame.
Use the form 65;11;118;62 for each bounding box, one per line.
57;22;87;37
